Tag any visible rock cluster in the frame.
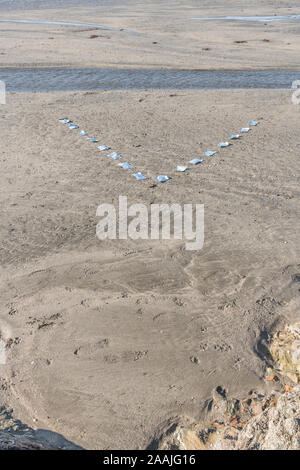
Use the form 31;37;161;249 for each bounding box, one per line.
157;386;300;450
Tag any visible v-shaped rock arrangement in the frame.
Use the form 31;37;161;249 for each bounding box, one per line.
59;118;259;185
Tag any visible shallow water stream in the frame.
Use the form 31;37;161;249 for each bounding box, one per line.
1;67;299;92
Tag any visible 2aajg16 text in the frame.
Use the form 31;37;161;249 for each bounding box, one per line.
103;454;196;467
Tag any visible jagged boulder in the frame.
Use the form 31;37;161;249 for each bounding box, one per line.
236;386;300;450
155;386;300;450
269;323;300;383
0;407;82;450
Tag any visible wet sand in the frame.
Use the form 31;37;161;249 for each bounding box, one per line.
1;0;300;70
1;88;300;449
0;0;299;450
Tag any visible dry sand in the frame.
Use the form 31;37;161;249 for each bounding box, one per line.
0;0;300;450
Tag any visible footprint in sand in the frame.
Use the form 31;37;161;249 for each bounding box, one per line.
74;339;109;357
27;312;63;331
104;350;148;364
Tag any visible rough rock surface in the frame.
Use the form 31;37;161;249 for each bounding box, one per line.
155;386;300;450
0;407;82;450
270;322;300;384
236;386;300;450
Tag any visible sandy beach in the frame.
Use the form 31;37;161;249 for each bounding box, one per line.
1;0;300;70
0;1;300;451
